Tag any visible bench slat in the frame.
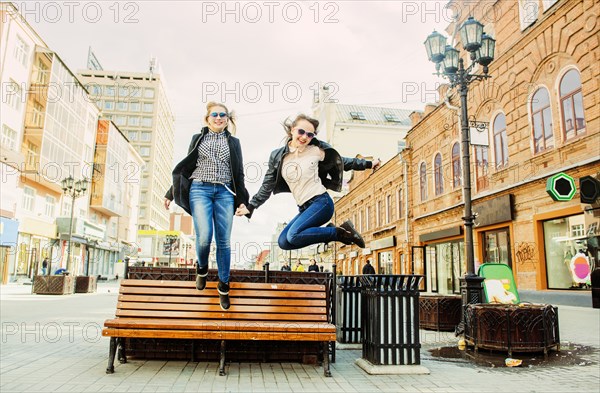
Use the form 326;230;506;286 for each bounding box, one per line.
102;328;336;341
117;301;326;315
115;309;328;321
121;279;326;292
118;294;327;307
120;286;326;299
104;318;336;332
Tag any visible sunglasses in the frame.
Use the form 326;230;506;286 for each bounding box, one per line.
297;129;316;139
209;112;228;118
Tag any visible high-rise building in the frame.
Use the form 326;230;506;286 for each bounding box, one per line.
78;65;175;231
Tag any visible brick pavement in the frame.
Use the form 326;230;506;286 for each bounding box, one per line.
1;282;598;393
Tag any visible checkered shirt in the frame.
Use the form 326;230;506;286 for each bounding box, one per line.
190;131;232;184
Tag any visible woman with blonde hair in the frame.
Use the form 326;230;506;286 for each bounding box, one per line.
165;102;249;310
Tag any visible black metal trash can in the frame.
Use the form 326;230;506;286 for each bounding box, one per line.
359;275;423;366
336;276;363;344
591;269;600;309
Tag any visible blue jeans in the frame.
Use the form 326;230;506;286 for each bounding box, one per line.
278;193;337;250
190;181;234;283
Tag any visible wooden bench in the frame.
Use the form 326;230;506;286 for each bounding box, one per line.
102;279;336;376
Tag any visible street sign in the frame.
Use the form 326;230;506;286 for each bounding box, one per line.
469;120;489;146
546;172;576;201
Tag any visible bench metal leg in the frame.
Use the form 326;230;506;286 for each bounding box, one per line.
117;338;127;364
219;340;226;376
106;337;117;374
323;342;332;377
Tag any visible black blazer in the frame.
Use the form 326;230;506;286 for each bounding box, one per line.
165;127;249;215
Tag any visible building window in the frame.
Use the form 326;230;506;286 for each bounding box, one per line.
377;200;383;227
22;187;35;211
142;117;153;127
116;102;128;111
474;146;489;190
143;103;154;113
434;153;443;196
62;198;71;217
14;35;29;67
105;86;115;97
5;80;23;111
386;194;392;224
104;101;115;110
384;113;399;122
115;116;126;126
560;69;586;140
45;196;56;217
130;102;141;112
543;214;598;290
359;209;364;232
452;143;461;188
141;132;151;141
420;162;427;201
493;113;509;169
144;88;155;98
349;111;366;120
519;0;538;30
128;116;140;126
128;131;138;141
397;188;402;219
140;147;150;157
1;124;18;151
366;206;371;231
531;87;554;153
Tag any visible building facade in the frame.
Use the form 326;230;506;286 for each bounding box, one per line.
333;0;599;294
77;68;175;232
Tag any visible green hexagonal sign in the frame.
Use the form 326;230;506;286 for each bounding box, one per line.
546;173;576;201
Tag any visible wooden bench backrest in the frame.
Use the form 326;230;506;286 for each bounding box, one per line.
116;279;329;322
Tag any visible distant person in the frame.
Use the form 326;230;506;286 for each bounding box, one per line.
308;258;319;272
281;261;291;271
41;258;48;275
319;265;324;272
164;101;249;311
362;259;376;275
293;261;305;272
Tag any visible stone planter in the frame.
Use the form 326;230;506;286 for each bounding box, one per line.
419;295;462;331
75;276;97;293
33;275;75;295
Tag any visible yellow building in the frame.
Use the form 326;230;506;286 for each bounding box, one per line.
334;0;599;294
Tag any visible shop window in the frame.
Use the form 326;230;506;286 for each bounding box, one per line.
425;241;465;294
543;214;599;289
560;69;586;140
378;251;394;274
482;228;512;268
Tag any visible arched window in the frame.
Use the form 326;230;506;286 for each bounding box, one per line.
531;87;554;153
434;153;443;196
560;69;586;140
493;113;509;169
475;146;489;190
420;162;427;201
452;143;461;187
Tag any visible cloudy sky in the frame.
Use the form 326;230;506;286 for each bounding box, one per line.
27;0;452;263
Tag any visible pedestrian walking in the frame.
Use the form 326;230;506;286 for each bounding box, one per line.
308;258;319;272
235;114;380;250
362;259;376;274
164;101;249;310
41;258;48;275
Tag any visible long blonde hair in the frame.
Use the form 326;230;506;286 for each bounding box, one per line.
204;101;236;135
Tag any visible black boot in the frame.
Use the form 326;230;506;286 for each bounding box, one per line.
196;264;208;291
217;280;230;310
337;220;366;248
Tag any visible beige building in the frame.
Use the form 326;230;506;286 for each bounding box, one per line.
333;0;600;295
77;67;175;232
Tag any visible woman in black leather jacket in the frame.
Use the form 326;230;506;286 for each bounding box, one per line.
164;102;249;310
236;114;379;250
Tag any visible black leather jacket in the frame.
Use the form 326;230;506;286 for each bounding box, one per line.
247;138;372;217
165;127;249;215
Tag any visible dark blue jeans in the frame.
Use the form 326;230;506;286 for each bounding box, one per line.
278;193;337;250
190;181;234;283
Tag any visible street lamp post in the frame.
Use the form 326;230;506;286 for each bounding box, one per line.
425;16;496;332
165;235;177;267
61;176;89;274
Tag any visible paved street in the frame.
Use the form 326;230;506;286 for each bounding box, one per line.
1;282;598;393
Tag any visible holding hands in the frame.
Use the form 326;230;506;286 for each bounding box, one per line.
372;158;382;171
235;204;250;216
